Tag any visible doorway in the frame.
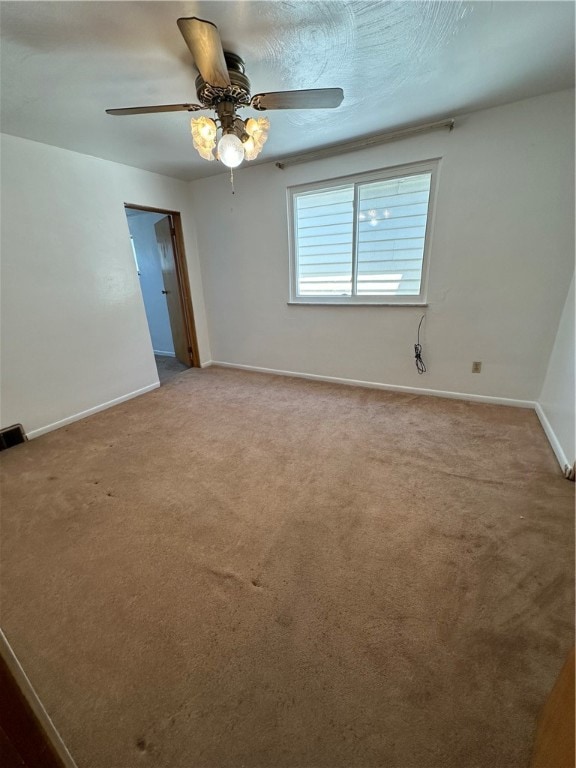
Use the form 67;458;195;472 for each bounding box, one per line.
124;205;200;384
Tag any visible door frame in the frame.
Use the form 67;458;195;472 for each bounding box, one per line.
124;204;200;368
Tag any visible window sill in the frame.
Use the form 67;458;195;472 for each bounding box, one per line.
287;301;429;307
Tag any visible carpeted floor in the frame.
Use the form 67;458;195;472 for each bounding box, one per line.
0;367;574;768
154;354;189;384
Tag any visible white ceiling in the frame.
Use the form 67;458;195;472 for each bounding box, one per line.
1;1;574;181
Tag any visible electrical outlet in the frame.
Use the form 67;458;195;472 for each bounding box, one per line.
472;361;482;373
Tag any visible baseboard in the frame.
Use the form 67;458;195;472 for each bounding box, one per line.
153;350;176;357
26;383;160;440
535;403;570;471
19;363;566;474
210;361;536;409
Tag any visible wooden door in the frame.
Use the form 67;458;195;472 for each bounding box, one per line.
155;216;190;367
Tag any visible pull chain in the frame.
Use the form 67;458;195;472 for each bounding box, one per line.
230;168;235;195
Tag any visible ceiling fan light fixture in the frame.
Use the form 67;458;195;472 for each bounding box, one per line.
244;117;270;160
217;132;245;168
106;16;344;176
191;116;217;161
107;19;344;176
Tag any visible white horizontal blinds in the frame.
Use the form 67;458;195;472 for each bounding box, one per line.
356;173;432;296
295;185;354;297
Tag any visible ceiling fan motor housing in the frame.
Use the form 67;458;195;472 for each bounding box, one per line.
195;52;251;109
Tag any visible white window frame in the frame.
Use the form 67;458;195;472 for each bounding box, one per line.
287;159;440;305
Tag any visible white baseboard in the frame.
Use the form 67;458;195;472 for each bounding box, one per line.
210;361;536;409
535;403;569;471
20;363;567;475
26;383;160;439
153;350;176;357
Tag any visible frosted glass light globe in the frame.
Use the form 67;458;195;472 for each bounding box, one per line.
218;134;244;168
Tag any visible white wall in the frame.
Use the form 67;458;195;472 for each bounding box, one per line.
538;273;575;469
127;211;175;356
1;90;573;441
190;90;574;403
0;133;211;437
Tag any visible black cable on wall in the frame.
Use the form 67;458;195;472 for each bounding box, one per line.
414;315;427;374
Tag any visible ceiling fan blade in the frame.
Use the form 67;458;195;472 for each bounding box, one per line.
251;88;344;111
106;104;204;116
177;17;231;88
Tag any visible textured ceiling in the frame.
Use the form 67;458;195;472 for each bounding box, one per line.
1;1;574;180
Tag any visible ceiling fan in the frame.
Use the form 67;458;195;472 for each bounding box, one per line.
106;17;344;168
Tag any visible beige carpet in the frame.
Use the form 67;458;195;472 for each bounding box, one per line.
1;367;574;768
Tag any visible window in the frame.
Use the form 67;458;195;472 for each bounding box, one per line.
288;160;439;304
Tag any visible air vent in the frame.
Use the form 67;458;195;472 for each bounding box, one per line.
0;424;27;451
